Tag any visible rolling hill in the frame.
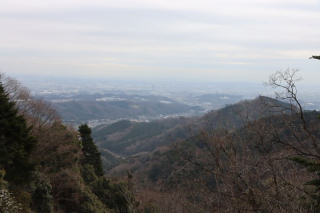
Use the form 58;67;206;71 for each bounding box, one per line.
92;96;292;171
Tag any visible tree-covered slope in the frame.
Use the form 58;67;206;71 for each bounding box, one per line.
93;95;292;172
128;110;320;212
0;74;138;213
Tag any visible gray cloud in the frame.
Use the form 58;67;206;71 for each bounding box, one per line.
1;0;319;82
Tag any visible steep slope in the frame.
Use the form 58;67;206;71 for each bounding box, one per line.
129;110;320;213
141;110;320;184
0;75;138;213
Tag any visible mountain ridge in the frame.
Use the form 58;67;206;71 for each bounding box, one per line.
93;95;292;172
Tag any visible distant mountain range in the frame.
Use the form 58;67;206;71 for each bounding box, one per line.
44;93;203;126
40;92;244;127
92;96;293;172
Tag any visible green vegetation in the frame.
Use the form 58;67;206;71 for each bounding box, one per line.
79;124;104;177
0;82;36;185
0;75;138;213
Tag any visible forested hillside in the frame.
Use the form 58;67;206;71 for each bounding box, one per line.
137;111;320;212
0;74;138;213
92;70;320;212
2;70;320;213
92;95;293;172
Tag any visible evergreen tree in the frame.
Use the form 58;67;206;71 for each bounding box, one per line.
0;82;36;184
310;55;320;60
79;124;104;176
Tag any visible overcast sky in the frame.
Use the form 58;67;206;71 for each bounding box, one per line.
1;0;319;83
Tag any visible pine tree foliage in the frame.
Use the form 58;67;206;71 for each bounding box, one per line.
310;56;320;60
0;82;36;184
79;124;104;176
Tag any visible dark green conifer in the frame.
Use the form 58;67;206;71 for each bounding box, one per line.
310;55;320;60
79;124;104;176
0;82;36;184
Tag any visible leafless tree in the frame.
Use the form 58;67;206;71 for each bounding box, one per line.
149;69;320;212
0;73;60;134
